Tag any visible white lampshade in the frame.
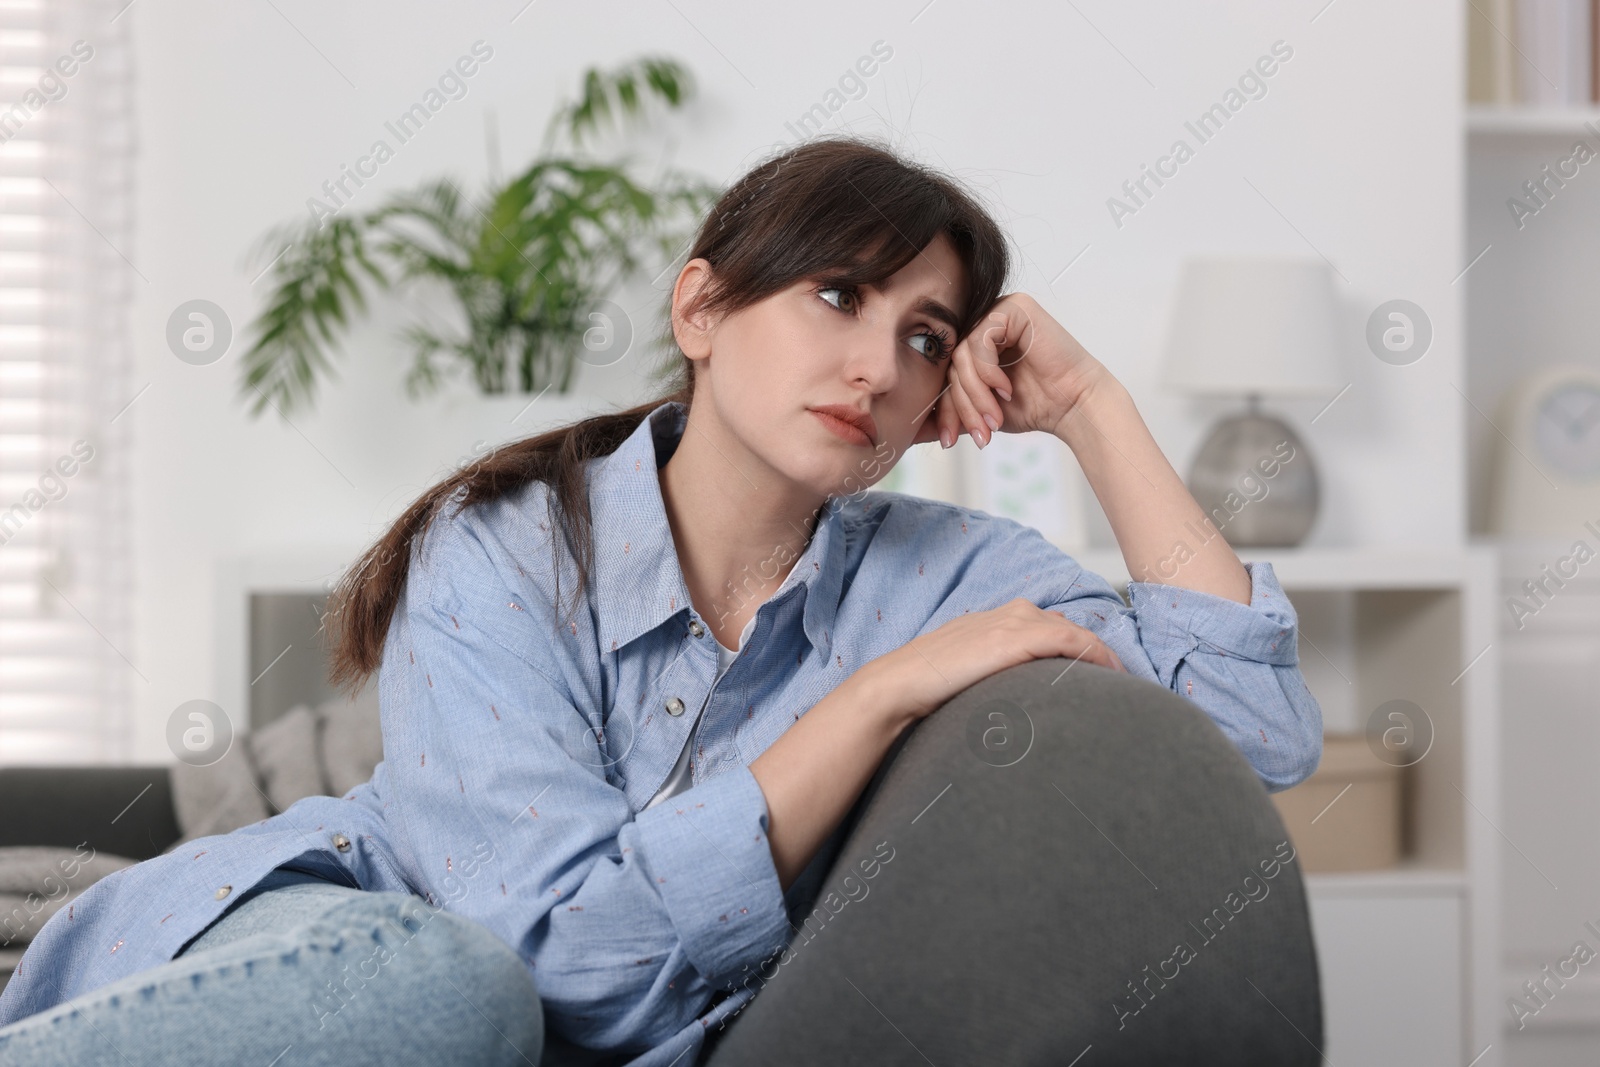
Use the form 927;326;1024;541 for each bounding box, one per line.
1159;256;1345;397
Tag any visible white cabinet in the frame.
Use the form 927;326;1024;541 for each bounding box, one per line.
1496;539;1600;1058
1308;882;1464;1066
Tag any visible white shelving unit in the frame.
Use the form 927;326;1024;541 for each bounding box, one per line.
1062;543;1503;1067
1467;104;1600;133
1465;77;1600;1067
1465;97;1600;1063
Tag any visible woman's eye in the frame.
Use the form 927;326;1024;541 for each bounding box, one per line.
817;285;947;363
907;332;948;363
818;287;856;313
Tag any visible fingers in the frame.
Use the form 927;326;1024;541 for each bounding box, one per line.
972;314;1019;392
934;382;959;450
994;304;1035;371
945;323;1014;448
945;373;988;449
1062;632;1125;673
1043;608;1126;673
936;376;980;450
954;335;1006;448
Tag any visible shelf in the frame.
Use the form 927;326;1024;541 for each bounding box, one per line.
1466;105;1600;134
1305;863;1469;898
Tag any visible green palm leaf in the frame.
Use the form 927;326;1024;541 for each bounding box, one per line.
238;56;715;420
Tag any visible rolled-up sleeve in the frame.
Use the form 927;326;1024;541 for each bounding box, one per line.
380;512;789;1054
953;510;1322;793
630;767;788;983
1118;561;1323;791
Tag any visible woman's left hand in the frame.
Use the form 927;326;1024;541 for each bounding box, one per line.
914;293;1114;449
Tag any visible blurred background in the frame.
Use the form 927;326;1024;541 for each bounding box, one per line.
4;0;1600;1063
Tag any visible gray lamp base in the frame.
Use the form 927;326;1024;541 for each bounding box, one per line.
1185;403;1318;548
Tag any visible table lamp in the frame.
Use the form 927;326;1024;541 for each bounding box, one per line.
1159;256;1345;548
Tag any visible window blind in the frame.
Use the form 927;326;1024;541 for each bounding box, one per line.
0;0;134;763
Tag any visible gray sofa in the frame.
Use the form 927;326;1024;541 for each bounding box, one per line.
0;664;1325;1064
0;686;383;994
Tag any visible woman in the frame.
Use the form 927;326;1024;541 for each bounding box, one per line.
0;137;1322;1066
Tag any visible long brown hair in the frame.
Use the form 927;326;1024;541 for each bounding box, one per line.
324;135;1011;695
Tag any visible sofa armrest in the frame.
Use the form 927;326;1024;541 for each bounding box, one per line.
700;659;1325;1064
0;766;181;861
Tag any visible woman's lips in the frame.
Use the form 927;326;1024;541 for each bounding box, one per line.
809;409;873;446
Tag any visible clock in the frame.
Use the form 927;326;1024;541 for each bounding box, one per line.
1488;364;1600;535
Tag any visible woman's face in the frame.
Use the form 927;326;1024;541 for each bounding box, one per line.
675;233;967;501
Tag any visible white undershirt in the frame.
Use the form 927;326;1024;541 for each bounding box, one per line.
641;614;757;810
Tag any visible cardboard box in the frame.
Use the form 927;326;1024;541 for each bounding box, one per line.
1270;733;1402;872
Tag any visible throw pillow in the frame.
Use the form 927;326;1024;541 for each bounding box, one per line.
317;683;384;797
0;846;138;946
169;730;272;845
249;704;329;813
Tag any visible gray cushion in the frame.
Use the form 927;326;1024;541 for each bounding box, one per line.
0;945;24;994
249;704;329;813
168;733;272;846
316;683;383;796
0;846;138;946
167;692;377;845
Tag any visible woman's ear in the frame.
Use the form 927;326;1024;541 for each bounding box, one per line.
671;258;717;361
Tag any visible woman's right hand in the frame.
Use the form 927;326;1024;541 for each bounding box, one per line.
858;597;1129;724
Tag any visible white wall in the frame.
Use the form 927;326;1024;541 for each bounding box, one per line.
124;0;1464;762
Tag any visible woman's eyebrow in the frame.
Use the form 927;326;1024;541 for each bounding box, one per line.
852;274;961;329
913;296;960;331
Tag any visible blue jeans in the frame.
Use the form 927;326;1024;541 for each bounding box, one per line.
0;867;544;1066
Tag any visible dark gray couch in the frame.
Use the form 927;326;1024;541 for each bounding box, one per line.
0;661;1325;1064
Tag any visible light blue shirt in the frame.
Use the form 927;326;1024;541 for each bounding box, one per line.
642;610;758;813
0;399;1322;1065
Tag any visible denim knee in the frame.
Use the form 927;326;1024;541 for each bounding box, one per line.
306;891;544;1065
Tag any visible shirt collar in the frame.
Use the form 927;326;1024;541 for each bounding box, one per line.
586;399;847;656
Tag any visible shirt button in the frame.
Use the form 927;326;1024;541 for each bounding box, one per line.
665;697;685;717
215;885;232;900
332;833;351;852
688;620;705;638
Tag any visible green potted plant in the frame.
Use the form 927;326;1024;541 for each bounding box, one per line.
238;56;716;421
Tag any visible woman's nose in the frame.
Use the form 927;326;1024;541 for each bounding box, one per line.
843;329;901;392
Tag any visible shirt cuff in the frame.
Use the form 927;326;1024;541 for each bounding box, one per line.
630;762;790;989
1125;561;1299;684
